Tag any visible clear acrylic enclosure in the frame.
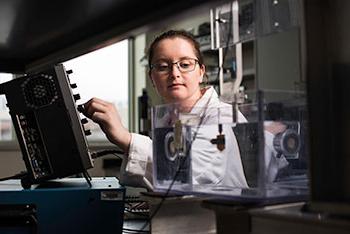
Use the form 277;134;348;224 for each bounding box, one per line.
152;90;309;201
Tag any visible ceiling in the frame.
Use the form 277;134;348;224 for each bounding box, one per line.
0;0;224;73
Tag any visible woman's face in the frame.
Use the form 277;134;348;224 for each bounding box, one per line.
149;37;205;105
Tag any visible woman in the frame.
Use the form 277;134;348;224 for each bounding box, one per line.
84;30;253;189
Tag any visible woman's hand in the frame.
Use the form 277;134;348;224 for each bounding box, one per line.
83;97;131;152
264;121;287;135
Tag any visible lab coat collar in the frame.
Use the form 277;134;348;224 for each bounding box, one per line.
190;86;219;114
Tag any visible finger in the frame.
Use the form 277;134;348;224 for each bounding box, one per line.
84;101;110;118
90;97;110;106
90;111;110;125
84;97;108;110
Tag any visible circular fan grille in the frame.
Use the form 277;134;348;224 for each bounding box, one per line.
22;74;59;109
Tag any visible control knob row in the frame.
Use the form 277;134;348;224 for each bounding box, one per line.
77;106;91;136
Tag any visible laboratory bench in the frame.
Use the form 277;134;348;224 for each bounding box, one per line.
250;203;350;234
139;192;350;234
0;178;348;234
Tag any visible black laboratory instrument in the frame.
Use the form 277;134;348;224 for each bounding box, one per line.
0;64;93;189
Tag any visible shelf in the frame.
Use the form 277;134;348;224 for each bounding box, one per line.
243;68;255;77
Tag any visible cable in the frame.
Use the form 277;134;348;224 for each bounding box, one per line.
91;149;124;159
0;171;28;182
90;149;125;182
82;170;92;187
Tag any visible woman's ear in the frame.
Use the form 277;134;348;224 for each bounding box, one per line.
149;70;155;87
150;79;155;87
199;64;206;83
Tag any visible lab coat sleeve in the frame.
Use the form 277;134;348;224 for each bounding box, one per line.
119;133;153;190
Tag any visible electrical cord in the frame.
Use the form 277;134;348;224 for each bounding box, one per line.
0;171;28;182
90;149;125;183
82;170;92;187
91;149;124;159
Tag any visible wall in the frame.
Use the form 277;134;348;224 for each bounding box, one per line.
256;28;302;92
0;149;25;177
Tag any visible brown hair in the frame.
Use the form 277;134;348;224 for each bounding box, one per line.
147;30;204;68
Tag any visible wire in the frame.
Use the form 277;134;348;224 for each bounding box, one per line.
82;170;92;187
0;171;28;182
90;149;125;182
113;153;124;160
91;149;124;159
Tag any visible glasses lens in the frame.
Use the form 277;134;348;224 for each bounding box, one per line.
177;59;197;72
152;58;197;73
154;62;170;72
178;59;197;72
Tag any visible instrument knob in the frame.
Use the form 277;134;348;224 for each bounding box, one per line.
84;130;92;136
81;118;88;124
77;104;84;113
70;83;77;89
73;94;81;101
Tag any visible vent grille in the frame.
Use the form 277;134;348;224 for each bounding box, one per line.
22;74;59;109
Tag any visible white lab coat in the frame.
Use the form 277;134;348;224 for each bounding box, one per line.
119;87;287;190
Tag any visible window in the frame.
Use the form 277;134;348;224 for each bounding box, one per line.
63;39;129;142
0;40;129;145
0;73;13;141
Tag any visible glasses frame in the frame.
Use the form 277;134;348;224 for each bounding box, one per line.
150;58;199;74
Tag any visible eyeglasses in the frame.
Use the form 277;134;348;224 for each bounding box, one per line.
150;58;199;74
